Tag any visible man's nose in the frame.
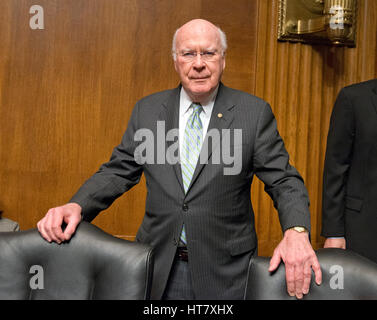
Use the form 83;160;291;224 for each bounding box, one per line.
192;54;206;69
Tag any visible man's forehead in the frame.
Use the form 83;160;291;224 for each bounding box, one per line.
175;30;221;50
179;19;217;32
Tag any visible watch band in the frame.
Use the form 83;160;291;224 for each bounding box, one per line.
289;226;308;233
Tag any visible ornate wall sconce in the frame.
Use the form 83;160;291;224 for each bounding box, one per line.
278;0;358;46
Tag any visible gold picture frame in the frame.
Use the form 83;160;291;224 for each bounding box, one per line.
278;0;357;47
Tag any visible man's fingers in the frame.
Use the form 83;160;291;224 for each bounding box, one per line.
285;263;295;297
312;256;322;285
63;216;81;241
269;250;282;272
302;260;312;295
51;208;66;243
37;203;82;243
294;263;304;299
37;219;51;242
272;231;322;299
44;211;59;243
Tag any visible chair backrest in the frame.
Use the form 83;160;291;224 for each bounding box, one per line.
0;221;154;300
245;248;377;300
0;217;20;232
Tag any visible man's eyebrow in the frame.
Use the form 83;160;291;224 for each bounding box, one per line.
179;47;218;52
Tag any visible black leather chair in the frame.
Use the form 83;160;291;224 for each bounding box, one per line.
245;248;377;300
0;221;154;300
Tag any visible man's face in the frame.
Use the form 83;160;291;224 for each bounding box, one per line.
174;22;226;103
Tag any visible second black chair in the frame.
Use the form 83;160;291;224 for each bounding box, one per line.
245;248;377;300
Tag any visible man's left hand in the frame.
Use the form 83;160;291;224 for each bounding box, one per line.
268;229;322;299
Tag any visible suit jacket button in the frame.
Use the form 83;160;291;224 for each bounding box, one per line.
182;203;188;211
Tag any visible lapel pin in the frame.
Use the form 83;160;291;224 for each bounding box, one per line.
218;113;223;118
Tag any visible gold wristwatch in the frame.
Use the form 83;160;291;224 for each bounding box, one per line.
289;226;308;233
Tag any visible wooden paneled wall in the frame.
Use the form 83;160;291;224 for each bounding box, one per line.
252;0;377;254
0;0;258;238
0;0;376;256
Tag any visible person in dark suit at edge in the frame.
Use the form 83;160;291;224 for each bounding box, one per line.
322;79;377;264
37;19;321;299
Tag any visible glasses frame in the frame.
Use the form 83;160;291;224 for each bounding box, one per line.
176;49;223;63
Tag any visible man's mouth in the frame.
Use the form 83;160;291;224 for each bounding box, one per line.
190;77;210;80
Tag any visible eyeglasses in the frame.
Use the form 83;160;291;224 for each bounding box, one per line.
176;50;221;62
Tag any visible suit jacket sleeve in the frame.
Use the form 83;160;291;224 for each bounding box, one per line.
69;102;143;222
321;88;355;237
253;102;311;232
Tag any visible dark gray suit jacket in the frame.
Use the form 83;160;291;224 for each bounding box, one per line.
70;83;310;299
322;79;377;263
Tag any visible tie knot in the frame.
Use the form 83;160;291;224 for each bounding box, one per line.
191;103;203;115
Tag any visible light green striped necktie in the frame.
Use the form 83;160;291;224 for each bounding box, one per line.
180;103;203;245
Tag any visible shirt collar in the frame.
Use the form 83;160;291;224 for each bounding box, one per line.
180;85;219;115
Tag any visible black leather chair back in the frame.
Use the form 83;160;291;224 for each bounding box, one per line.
0;221;154;300
245;248;377;300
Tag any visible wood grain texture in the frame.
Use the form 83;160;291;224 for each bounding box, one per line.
252;0;377;254
0;0;376;257
0;0;258;241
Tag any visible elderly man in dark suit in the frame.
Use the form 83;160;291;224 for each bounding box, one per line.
322;79;377;264
37;19;321;299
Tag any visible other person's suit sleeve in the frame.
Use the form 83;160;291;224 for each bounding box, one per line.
321;88;355;237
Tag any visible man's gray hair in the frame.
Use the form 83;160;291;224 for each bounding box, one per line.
171;26;227;61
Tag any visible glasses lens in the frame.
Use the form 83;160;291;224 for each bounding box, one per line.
202;52;217;61
180;51;218;62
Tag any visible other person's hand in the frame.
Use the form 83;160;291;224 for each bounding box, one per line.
37;202;82;243
324;237;346;249
268;228;322;299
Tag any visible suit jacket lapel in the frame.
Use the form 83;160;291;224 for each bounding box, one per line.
159;85;185;194
185;83;235;195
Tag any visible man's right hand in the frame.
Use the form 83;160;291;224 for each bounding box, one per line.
37;203;82;243
324;238;346;250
